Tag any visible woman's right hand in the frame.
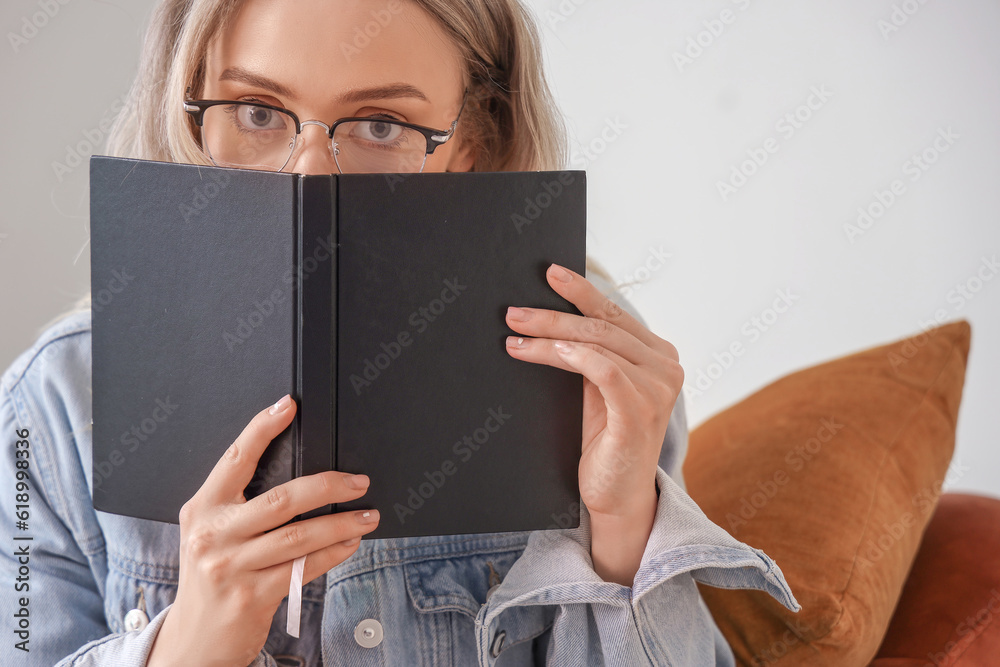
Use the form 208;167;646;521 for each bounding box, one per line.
146;394;380;667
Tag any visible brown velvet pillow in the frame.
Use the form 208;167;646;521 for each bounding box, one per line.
682;321;972;666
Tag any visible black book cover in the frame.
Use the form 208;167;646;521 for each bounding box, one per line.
89;155;586;538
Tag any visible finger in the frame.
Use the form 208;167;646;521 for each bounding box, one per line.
226;470;372;537
505;335;640;383
507;336;684;434
258;533;366;600
544;263;679;361
199;394;297;506
301;536;361;586
505;305;653;366
552;341;639;419
508;336;638;416
243;509;380;572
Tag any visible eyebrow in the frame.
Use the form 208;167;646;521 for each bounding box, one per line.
218;66;429;104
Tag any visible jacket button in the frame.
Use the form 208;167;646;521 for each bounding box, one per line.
123;608;149;632
354;618;384;648
490;629;506;658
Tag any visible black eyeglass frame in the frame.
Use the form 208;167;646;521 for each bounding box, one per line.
182;86;469;172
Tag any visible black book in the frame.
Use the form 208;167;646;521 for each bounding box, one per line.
89;155;586;538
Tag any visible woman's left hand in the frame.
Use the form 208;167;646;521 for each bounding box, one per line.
505;263;684;586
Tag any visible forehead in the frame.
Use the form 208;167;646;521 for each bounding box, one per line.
205;0;465;103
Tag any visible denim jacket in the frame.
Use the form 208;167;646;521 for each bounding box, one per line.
0;274;799;666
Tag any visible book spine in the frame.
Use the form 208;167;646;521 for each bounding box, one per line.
330;177;337;481
296;175;337;520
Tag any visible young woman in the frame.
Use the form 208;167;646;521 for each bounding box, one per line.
1;1;799;665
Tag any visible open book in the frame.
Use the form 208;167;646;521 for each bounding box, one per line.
89;155;586;538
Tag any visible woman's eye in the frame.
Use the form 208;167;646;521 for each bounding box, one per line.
237;105;285;131
356;119;403;143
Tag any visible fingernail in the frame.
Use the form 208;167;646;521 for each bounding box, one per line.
342;536;361;546
506;336;529;349
554;341;574;354
549;264;573;282
344;473;370;489
357;509;380;524
507;306;531;322
268;394;292;415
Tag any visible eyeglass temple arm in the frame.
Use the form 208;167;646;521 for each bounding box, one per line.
182;86;200;114
430;89;469;144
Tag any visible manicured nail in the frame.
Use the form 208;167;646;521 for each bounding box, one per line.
357;509;380;524
554;341;574;354
344;473;370;489
549;264;573;282
507;306;531;322
268;394;292;415
506;336;529;349
342;536;361;546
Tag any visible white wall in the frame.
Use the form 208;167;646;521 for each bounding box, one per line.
525;0;1000;496
2;0;997;495
1;0;150;350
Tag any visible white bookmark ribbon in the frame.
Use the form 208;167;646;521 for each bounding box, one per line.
286;555;306;638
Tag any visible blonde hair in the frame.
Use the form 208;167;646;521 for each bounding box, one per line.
54;0;614;328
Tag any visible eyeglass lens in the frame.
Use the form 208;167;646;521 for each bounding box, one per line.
200;103;429;173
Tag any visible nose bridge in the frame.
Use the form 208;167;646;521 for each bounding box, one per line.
288;119;337;174
300;119;332;134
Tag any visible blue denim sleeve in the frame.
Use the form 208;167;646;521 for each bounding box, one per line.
52;602;277;667
476;466;801;666
0;322;114;665
469;273;801;666
0;317;278;667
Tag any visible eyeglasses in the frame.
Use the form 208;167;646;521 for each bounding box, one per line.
183;87;468;174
